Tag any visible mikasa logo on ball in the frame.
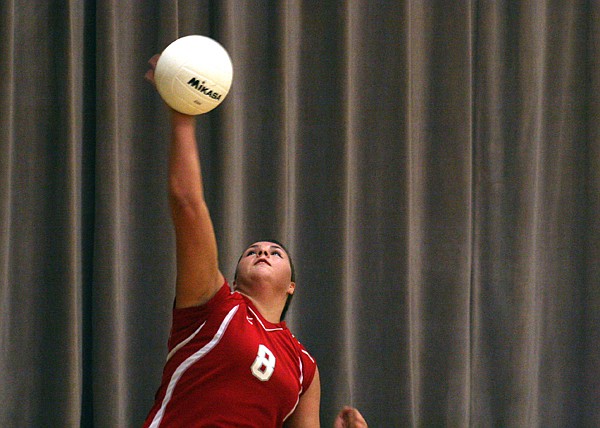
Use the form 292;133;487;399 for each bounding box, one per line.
187;77;223;100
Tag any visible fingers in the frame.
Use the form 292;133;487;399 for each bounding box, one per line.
341;406;354;422
148;54;160;68
334;406;368;428
144;69;155;85
349;408;367;427
145;54;160;86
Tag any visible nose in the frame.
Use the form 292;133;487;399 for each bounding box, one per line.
258;247;269;257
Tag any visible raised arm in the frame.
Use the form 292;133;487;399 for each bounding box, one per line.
147;55;223;308
168;111;223;308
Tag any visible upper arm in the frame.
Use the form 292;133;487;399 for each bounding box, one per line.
284;366;321;428
170;196;223;308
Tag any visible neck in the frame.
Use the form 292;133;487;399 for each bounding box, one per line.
236;290;285;324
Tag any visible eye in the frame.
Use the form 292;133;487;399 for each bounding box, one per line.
246;250;256;256
272;250;283;258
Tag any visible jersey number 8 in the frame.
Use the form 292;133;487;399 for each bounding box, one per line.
251;344;276;381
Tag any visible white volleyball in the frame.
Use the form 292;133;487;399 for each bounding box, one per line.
154;35;233;115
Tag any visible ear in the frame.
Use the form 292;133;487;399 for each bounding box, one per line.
287;282;296;295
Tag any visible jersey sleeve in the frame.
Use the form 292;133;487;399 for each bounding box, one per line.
168;281;231;351
297;342;317;395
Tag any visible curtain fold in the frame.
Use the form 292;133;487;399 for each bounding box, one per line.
471;2;596;426
583;2;600;425
0;1;598;427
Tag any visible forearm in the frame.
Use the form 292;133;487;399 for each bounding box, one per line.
168;111;204;205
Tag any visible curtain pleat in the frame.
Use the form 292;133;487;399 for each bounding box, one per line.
584;4;600;426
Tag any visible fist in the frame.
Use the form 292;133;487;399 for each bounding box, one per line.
333;406;368;428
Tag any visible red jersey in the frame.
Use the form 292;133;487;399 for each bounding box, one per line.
143;282;317;428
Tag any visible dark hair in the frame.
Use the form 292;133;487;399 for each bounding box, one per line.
234;239;295;320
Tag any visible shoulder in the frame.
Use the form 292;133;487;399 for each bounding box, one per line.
288;333;315;360
172;281;239;325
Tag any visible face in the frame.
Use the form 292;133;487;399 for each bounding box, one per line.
234;241;295;296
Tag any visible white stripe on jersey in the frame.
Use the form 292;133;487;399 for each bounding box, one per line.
149;305;240;428
301;349;315;363
166;321;207;362
282;356;304;422
247;307;284;332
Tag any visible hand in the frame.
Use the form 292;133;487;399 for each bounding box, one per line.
333;406;368;428
145;54;193;121
145;54;160;86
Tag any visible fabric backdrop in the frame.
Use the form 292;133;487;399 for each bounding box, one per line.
1;1;598;427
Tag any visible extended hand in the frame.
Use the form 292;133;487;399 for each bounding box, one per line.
333;406;368;428
145;54;160;86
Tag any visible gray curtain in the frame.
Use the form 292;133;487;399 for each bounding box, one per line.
1;1;598;427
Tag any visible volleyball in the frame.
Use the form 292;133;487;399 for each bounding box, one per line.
154;35;233;115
